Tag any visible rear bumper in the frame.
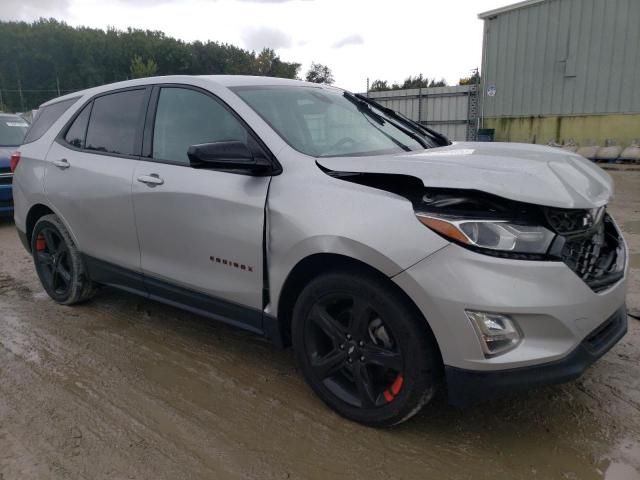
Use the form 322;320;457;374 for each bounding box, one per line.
445;305;627;407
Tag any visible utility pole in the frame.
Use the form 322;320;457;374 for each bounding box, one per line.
15;64;25;112
56;75;61;96
366;77;369;97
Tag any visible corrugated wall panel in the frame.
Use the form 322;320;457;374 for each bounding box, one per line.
594;0;613;114
630;0;640;110
366;85;474;141
608;0;628;113
540;0;558;114
573;0;593;113
481;0;640;117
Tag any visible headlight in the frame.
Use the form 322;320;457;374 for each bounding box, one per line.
416;213;555;255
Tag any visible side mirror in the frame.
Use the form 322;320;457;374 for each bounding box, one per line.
187;140;272;174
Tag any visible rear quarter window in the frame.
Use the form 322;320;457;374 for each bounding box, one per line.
23;97;79;144
63;103;92;149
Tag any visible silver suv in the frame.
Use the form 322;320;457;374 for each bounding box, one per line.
12;76;628;426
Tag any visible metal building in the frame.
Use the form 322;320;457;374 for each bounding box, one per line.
366;85;479;141
479;0;640;147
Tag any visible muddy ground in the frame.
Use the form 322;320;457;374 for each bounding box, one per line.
1;169;639;480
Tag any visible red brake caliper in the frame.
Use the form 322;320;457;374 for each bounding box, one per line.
383;374;404;403
36;234;46;252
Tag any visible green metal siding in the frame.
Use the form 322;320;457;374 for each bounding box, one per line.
481;0;640;117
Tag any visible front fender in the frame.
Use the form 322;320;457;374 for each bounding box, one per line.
268;234;446;314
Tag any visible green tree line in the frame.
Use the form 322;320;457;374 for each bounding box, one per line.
0;18;301;112
369;70;479;92
369;74;447;92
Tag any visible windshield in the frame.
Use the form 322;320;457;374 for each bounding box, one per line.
0;116;29;146
233;86;436;157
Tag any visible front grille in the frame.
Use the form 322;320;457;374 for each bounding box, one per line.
0;198;13;208
555;212;625;292
546;206;605;235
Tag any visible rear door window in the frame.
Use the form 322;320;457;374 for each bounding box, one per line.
85;89;147;156
23;97;79;144
64;103;92;148
152;87;248;165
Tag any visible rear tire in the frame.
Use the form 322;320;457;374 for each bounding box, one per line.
292;268;441;427
31;214;97;305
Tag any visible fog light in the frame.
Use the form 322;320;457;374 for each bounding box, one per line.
466;310;521;357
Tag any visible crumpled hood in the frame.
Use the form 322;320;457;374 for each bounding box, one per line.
317;142;613;209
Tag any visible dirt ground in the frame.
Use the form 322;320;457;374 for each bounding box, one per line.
1;170;639;480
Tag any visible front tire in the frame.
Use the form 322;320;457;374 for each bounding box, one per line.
31;214;97;305
292;268;441;427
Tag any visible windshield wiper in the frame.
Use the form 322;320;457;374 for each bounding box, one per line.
360;114;411;152
354;93;451;146
340;93;411;152
342;92;386;126
343;92;430;149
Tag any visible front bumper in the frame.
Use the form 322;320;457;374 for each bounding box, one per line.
393;230;628;406
445;305;627;406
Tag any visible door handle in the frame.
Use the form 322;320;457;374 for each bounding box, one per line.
137;174;164;186
52;158;70;169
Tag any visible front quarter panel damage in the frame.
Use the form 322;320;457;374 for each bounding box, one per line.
265;153;450;315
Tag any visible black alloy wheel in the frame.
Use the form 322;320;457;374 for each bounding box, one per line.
34;226;73;297
31;214;97;305
305;293;405;408
292;269;441;427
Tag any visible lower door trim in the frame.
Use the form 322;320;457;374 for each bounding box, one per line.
83;255;264;335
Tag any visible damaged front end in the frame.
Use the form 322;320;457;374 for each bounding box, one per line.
323;167;626;293
548;210;626;292
415;189;627;293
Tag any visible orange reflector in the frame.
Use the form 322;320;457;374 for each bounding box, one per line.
416;215;470;244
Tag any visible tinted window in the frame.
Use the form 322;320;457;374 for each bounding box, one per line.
152;87;247;165
23;97;78;144
0;115;29;146
85;89;146;156
64;103;92;148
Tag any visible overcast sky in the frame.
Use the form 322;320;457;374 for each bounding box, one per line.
1;0;515;91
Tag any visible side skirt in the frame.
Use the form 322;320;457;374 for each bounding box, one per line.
83;255;279;340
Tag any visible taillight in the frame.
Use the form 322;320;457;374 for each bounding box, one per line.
9;151;20;173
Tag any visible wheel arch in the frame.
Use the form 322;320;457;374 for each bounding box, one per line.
275;252;442;362
24;203;56;252
24;203;80;253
